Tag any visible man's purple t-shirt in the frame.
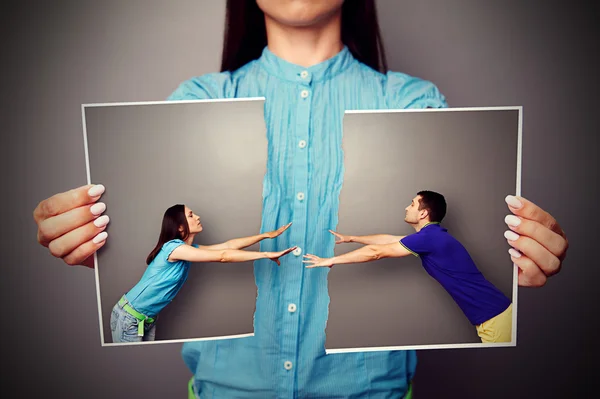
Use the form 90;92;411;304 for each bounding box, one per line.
400;223;511;325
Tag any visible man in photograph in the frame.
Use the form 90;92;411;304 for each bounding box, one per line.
304;190;513;343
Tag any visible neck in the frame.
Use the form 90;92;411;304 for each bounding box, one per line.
264;11;344;67
413;220;432;233
185;234;195;246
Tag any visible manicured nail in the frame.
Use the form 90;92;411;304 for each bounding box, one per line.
508;248;521;258
93;231;108;244
504;215;521;227
90;202;106;216
88;184;105;197
505;195;522;209
504;230;520;241
93;215;110;228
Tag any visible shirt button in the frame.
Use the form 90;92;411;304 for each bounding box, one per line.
284;361;293;370
297;192;305;201
300;89;309;98
300;70;309;79
288;303;297;313
293;247;302;256
298;140;307;149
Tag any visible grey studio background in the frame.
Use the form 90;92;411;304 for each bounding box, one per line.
83;100;266;344
3;1;598;398
326;108;518;351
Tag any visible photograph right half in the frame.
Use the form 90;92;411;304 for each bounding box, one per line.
322;107;521;353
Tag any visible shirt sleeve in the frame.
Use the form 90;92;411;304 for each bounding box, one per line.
385;71;448;109
162;239;187;263
399;232;431;257
167;72;234;101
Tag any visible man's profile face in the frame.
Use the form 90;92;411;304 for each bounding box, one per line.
404;195;424;224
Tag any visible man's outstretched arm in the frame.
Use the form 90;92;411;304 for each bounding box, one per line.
329;230;406;245
303;242;413;268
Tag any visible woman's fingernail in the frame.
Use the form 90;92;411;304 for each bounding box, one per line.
505;215;521;227
508;248;521;258
505;195;522;209
93;231;108;244
90;202;106;216
88;184;105;197
504;230;520;241
93;215;110;228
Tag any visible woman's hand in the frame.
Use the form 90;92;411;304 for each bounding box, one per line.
33;184;110;268
266;246;297;266
265;222;292;239
504;195;568;287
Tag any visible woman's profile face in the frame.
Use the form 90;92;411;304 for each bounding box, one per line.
183;205;203;234
256;0;344;28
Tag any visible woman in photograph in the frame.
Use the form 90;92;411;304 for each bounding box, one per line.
110;203;295;343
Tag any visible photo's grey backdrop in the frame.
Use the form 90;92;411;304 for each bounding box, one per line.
84;100;267;343
3;0;597;398
326;109;518;350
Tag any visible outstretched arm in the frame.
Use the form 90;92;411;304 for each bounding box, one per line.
200;222;292;250
170;244;297;266
303;242;413;268
329;230;405;245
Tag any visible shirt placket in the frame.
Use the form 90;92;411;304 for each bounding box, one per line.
278;69;313;398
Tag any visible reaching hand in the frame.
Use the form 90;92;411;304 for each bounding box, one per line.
303;254;334;268
266;246;297;266
329;230;351;244
265;222;293;239
504;195;569;287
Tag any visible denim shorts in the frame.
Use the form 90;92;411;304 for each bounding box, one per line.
110;300;157;343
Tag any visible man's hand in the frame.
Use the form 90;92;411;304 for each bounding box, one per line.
303;254;335;268
329;230;351;244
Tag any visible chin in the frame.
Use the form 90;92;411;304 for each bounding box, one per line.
258;0;344;27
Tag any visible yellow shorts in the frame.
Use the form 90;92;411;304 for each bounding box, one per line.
475;303;513;343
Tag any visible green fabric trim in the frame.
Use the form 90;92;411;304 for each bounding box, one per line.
399;241;419;257
188;377;195;399
405;382;413;399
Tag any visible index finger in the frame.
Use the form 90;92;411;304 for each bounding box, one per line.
34;184;105;223
505;195;566;239
328;230;341;237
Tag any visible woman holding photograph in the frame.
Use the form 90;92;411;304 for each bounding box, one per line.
111;203;295;343
33;0;569;397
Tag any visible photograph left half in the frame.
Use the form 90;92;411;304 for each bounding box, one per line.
82;98;291;346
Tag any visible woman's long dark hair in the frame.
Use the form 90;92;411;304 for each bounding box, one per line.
220;0;387;73
146;204;190;265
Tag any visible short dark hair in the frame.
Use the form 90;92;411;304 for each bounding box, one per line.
417;191;446;223
220;0;387;73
